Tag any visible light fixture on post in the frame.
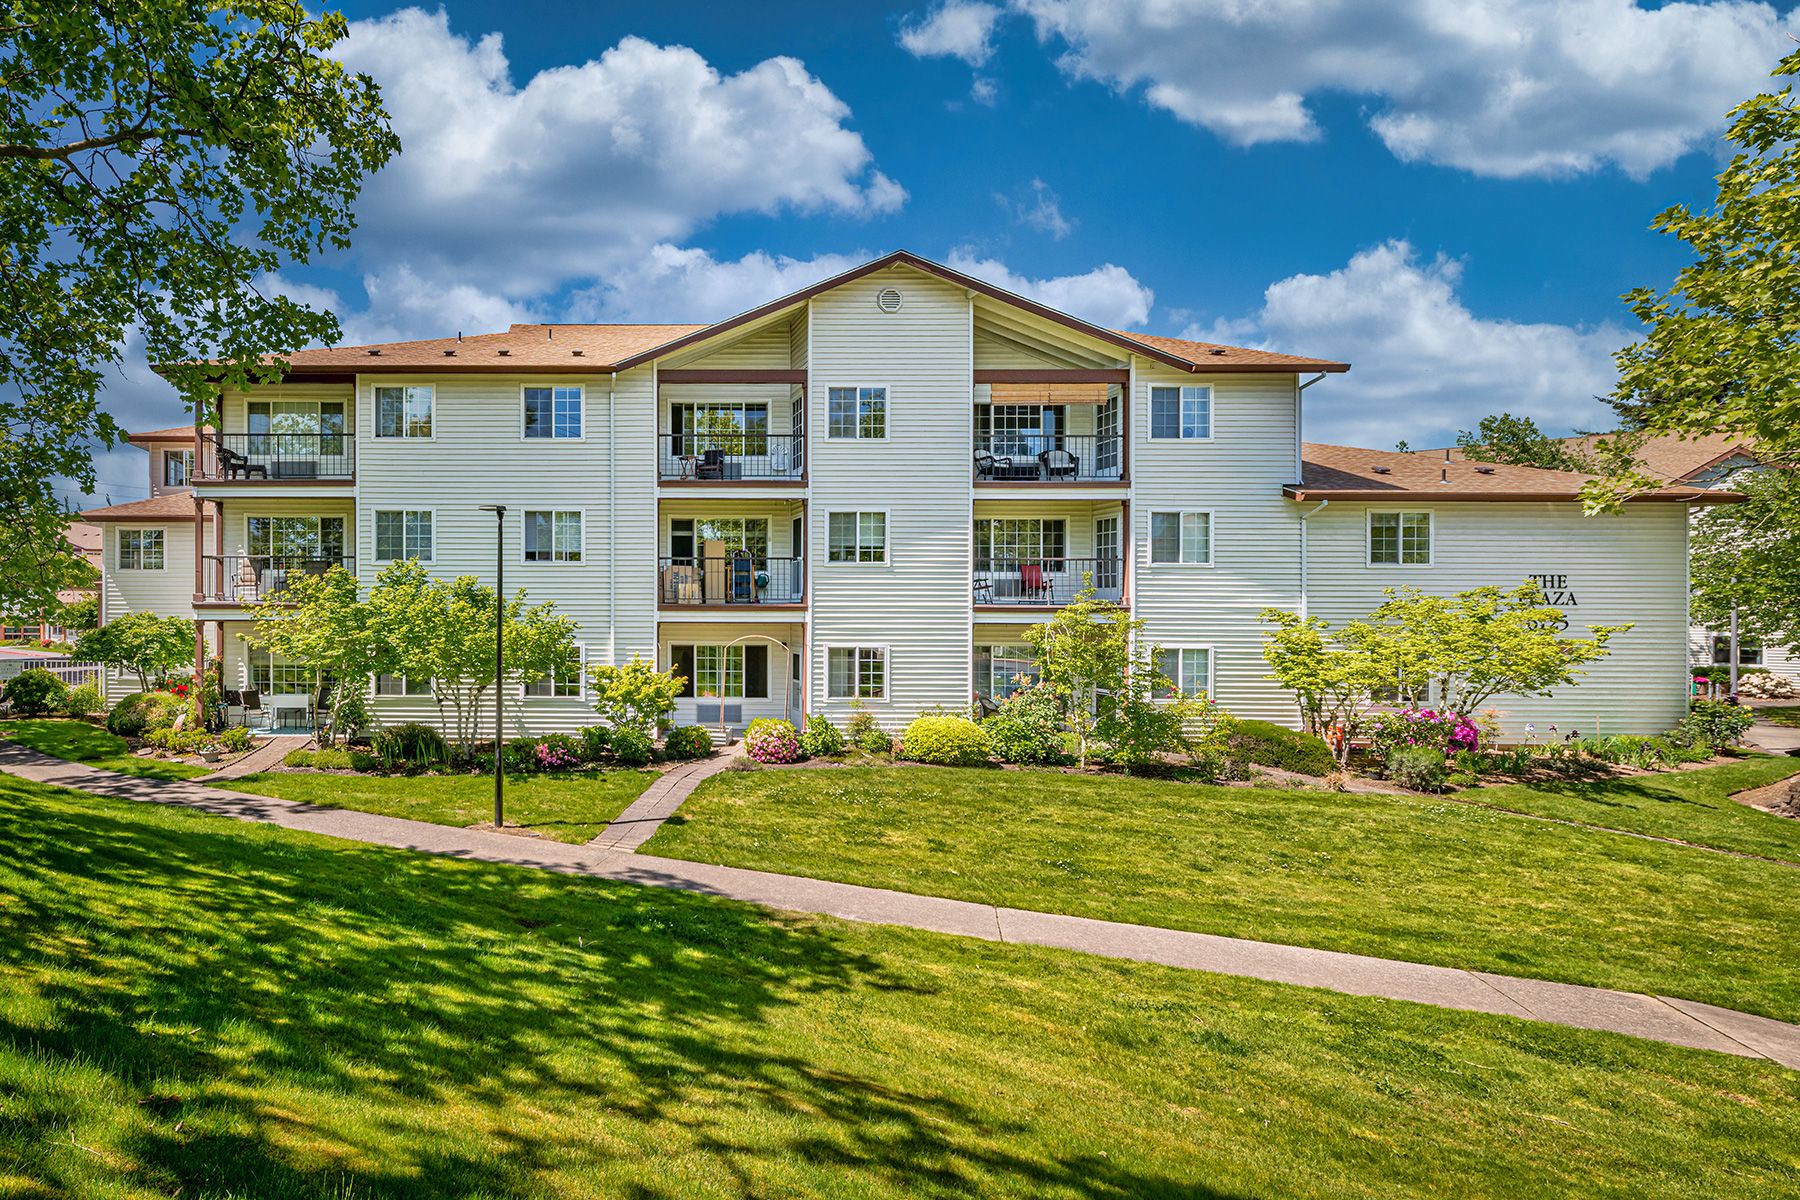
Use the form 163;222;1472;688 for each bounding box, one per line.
478;504;507;827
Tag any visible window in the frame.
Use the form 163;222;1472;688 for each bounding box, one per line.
163;450;192;487
673;403;769;456
374;386;434;438
524;510;583;563
670;643;768;699
975;519;1066;566
1150;385;1212;440
249;515;345;561
374;510;433;561
827;646;886;699
1155;648;1212;698
1149;511;1211;564
1711;635;1763;667
249;650;313;693
525;646;584;698
670;517;770;561
827;511;886;563
374;674;432;696
827;386;886;439
118;529;164;570
523;386;583;439
976;643;1039;699
976;404;1063;456
248;400;346;454
1369;511;1432;565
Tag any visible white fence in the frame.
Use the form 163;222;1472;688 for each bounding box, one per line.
0;657;101;688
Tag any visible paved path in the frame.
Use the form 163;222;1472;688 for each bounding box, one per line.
1748;716;1800;756
196;733;312;782
4;740;1799;1070
586;750;740;851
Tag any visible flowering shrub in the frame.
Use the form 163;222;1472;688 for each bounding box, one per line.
535;733;583;771
1739;671;1799;699
744;717;802;764
159;676;194;699
1674;700;1756;752
1368;708;1479;759
982;683;1066;764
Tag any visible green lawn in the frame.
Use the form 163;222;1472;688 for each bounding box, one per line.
1758;706;1800;728
222;767;658;844
4;775;1798;1198
0;716;210;781
646;762;1800;1023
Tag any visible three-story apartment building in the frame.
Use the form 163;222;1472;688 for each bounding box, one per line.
87;252;1731;736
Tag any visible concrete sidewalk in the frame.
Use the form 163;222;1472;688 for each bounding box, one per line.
4;740;1798;1070
587;750;739;851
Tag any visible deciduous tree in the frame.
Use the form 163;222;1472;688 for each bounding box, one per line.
242;564;381;745
1689;469;1800;652
72;611;192;690
1455;413;1594;473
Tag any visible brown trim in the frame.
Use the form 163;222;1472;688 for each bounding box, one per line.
1672;444;1760;484
656;478;807;489
658;368;807;385
1282;487;1743;504
655;603;808;613
972;480;1129;490
256;370;358;384
193;478;355;487
191;496;204;604
974;369;1130;384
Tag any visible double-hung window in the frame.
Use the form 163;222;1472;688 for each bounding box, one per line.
523;386;583;439
1149;385;1212;440
374;386;434;438
1149;511;1211;564
826;386;886;439
374;674;433;697
827;511;886;563
1710;635;1762;667
670;643;768;699
1368;511;1432;565
525;646;585;698
827;646;886;700
524;510;583;563
1155;648;1212;698
374;510;433;562
118;529;164;570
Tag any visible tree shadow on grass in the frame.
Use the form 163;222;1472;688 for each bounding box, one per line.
0;776;1236;1199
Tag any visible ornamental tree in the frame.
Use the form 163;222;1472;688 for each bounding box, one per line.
1689;468;1800;652
0;2;396;617
1455;413;1595;473
72;611;193;691
588;656;684;739
1259;610;1392;767
241;564;382;745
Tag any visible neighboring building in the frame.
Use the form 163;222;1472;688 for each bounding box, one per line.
85;251;1730;735
0;521;102;644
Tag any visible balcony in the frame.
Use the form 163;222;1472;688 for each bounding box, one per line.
658;434;803;482
200;554;356;604
974;434;1122;483
199;433;355;482
974;557;1122;607
659;555;805;607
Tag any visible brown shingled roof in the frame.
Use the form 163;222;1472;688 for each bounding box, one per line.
80;494;196;522
1290;443;1736;504
1111;331;1348;373
125;424;195;445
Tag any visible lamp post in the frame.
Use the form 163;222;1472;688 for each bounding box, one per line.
479;504;506;827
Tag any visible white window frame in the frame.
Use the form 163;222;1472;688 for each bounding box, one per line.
824;384;889;441
117;527;166;571
1366;509;1434;568
524;643;587;700
1154;645;1215;700
1147;509;1214;567
520;384;585;442
825;644;888;701
163;449;193;487
372;508;435;563
824;509;889;565
372;384;436;440
522;509;585;565
1148;383;1213;442
372;673;434;697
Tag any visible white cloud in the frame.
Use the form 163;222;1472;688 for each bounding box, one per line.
335;9;903;291
1013;0;1799;177
970;76;999;105
568;246;871;323
995;178;1074;239
900;2;1005;66
1200;240;1622;447
945;248;1153;327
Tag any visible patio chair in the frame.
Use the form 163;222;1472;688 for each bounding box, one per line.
241;689;270;731
696;448;726;480
1039;447;1079;480
217;443;268;480
1019;562;1053;603
974;450;1013;480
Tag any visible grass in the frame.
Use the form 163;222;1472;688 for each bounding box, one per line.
646;761;1800;1022
222;766;658;844
3;774;1799;1198
0;716;210;781
1758;706;1800;728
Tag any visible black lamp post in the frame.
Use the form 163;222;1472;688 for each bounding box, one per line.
479;504;506;827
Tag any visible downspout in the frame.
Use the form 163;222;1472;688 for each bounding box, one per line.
1298;498;1329;620
1295;372;1327;483
608;371;617;666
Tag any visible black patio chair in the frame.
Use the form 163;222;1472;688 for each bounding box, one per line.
1039;448;1079;480
974;450;1013;480
217;443;268;480
696;448;726;480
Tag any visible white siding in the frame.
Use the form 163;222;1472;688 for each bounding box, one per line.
98;517;200;699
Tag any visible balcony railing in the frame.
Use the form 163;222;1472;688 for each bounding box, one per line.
200;433;355;481
974;433;1122;482
201;555;356;603
974;557;1122;606
658;433;803;481
659;555;804;605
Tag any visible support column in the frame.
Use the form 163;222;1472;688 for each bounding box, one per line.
192;495;205;603
193;619;205;685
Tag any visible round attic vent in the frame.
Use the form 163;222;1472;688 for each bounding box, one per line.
875;287;903;313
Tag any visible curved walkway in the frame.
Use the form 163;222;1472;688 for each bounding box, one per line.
3;740;1798;1070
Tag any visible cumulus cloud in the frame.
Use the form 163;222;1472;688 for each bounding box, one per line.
899;2;1005;66
1013;0;1799;177
1200;240;1622;447
945;248;1153;327
334;9;903;290
568;246;872;323
994;178;1074;238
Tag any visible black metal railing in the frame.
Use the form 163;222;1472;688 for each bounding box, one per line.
201;433;355;481
973;433;1122;482
658;555;804;605
202;555;356;603
973;557;1123;606
658;433;803;481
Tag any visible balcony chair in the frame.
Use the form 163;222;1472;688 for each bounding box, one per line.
1019;562;1053;603
729;549;755;602
696;448;726;480
974;450;1013;480
216;444;268;480
240;689;270;731
1039;448;1080;480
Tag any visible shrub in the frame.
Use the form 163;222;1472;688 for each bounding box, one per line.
536;732;584;771
845;701;882;747
283;747;375;771
579;724;612;761
1367;709;1480;760
745;718;802;764
800;713;845;757
901;715;991;767
1227;719;1336;776
218;726;253;754
610;726;657;766
589;656;683;738
371;722;449;770
61;681;102;718
857;726;893;755
3;668;67;716
982;684;1066;764
1674;700;1757;752
1738;671;1799;699
1384;744;1449;792
105;690;183;738
330;691;371;743
502;737;542;773
663;725;713;760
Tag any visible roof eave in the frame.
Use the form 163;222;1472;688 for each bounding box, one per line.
1283;486;1741;504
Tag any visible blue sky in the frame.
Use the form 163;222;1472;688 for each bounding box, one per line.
87;0;1800;502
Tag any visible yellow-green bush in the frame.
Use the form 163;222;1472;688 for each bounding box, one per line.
900;715;991;767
